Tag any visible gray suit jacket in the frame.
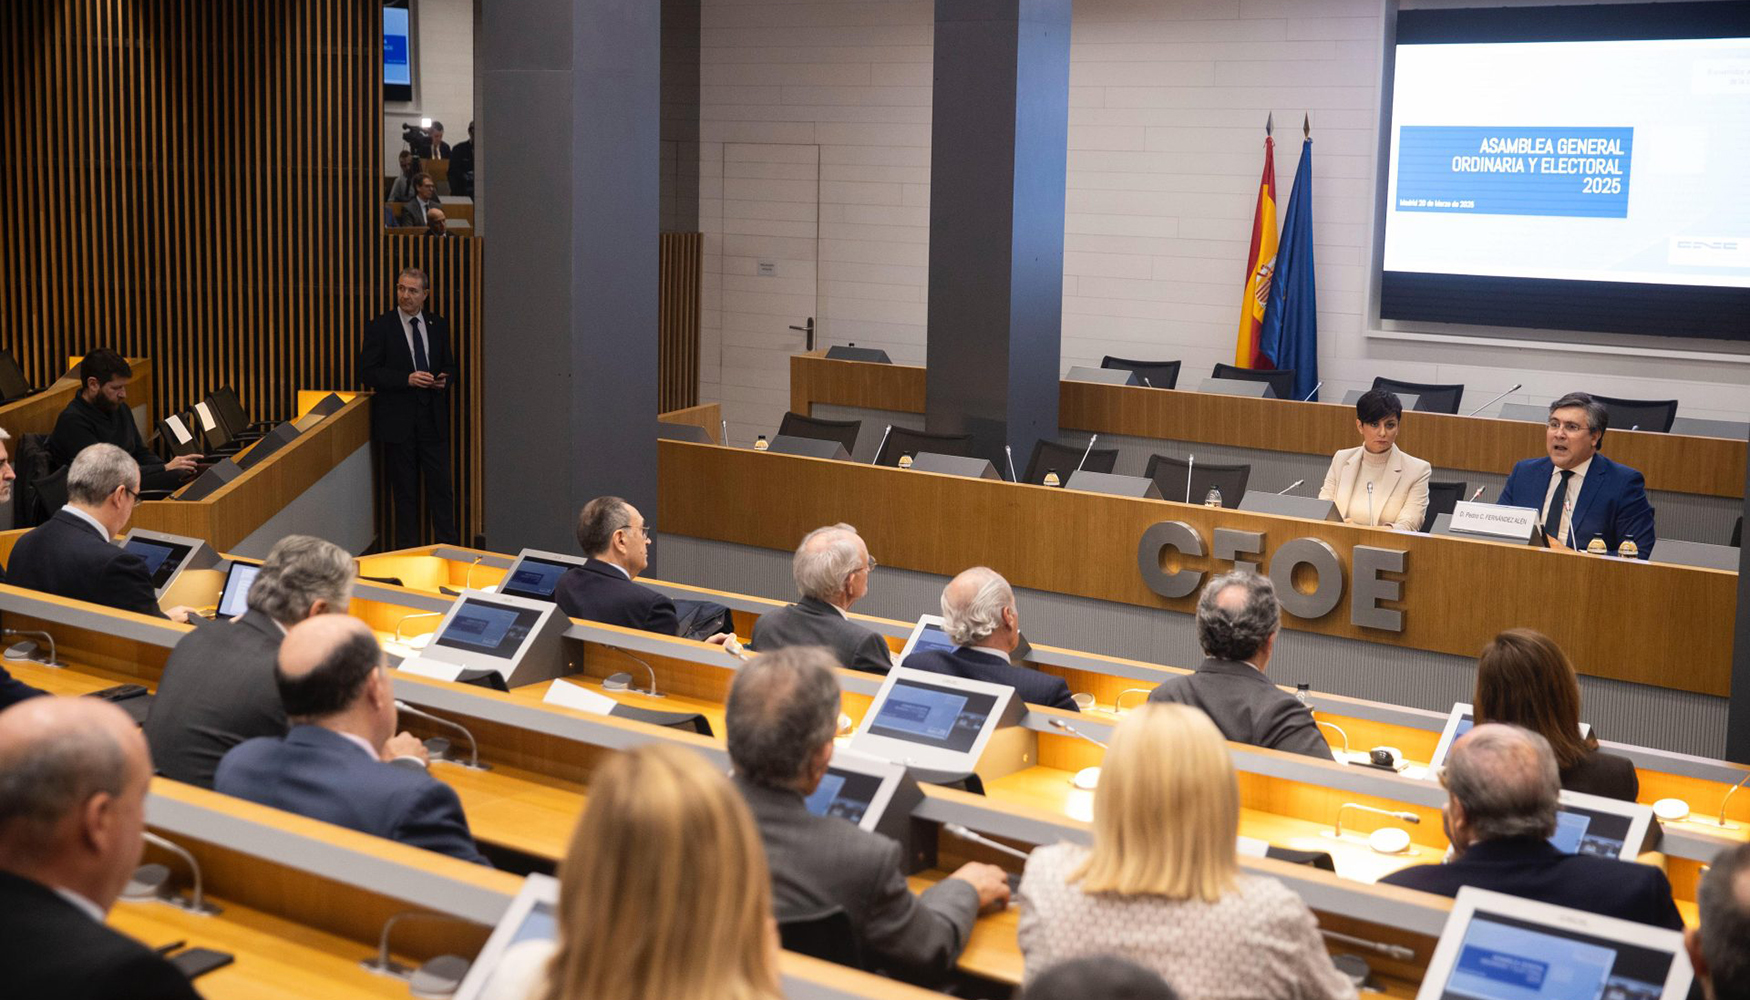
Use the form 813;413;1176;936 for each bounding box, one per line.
750;596;892;674
735;776;978;983
1148;658;1333;760
144;609;289;789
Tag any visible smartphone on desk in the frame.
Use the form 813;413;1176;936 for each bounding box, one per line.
169;947;234;980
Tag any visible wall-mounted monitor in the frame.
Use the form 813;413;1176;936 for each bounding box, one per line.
383;2;413;104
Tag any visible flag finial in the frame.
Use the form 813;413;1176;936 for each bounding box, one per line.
1303;113;1311;140
1266;112;1274;137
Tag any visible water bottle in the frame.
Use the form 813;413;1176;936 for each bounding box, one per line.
1616;537;1639;559
897;452;914;469
1043;468;1061;487
1295;682;1311;707
753;434;769;452
1586;535;1607;555
1204;487;1223;508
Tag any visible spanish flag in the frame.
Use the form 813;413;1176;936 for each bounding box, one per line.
1234;116;1278;369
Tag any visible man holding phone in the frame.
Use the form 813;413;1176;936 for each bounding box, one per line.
358;267;458;548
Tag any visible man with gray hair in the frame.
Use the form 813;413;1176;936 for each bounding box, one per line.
727;646;1007;983
905;567;1078;710
7;443;198;621
1148;570;1330;758
145;534;356;788
0;697;201;998
1497;391;1655;557
749;523;892;674
1688;842;1750;1000
1382;723;1681;928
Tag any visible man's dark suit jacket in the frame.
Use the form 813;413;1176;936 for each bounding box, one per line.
357;308;456;445
144;609;289;789
0;870;201;1000
1380;836;1683;929
904;646;1078;711
214;724;491;866
0;564;49;710
7;509;164;618
399;197;443;227
751;596;892;674
554;559;678;635
1497;453;1656;557
736;776;978;984
48;393;177;488
1147;658;1332;759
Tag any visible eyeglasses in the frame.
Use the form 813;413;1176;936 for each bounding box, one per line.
119;486;140;502
621;523;654;542
1546;419;1589;434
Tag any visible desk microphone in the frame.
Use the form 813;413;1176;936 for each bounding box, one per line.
1074;434;1099;475
1004;444;1017;483
1708;772;1748;829
124;832;221;915
2;628;59;666
1185;454;1195;503
1465;383;1523;417
720;418;729;446
1277;479;1304;495
464;555;484;591
1366;481;1375;526
394;701;489;770
1139;375;1153;388
1564;499;1579;551
361;911;473;991
872;424;893;465
604;647;663;698
1047;718;1110;749
944;823;1031;863
1321;929;1416;962
1300;380;1323;402
1468;486;1486;502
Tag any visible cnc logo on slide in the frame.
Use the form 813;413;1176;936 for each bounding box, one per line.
1396;126;1634;219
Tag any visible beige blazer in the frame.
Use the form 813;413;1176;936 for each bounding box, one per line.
1318;444;1432;531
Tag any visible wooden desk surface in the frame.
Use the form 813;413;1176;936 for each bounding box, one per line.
790;353;1747;500
0;357;152;438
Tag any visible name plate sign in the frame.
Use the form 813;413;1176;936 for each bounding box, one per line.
1447;501;1540;541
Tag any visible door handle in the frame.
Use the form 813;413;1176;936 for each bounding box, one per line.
788;317;816;352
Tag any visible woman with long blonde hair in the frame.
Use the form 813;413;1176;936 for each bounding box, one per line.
1017;703;1354;1000
480;743;782;1000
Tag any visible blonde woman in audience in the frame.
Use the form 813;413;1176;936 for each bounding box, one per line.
1017;703;1356;1000
479;743;782;1000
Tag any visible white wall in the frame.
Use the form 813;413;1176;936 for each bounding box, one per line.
698;0;1750;446
384;0;474;175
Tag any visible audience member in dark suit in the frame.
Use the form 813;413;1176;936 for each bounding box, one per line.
1381;724;1681;929
750;522;892;674
358;266;457;548
554;496;680;634
388;149;421;202
423;206;454;237
144;535;355;789
0;696;202;999
48;350;197;491
418;121;453;161
905;567;1079;711
727;647;1007;984
398;173;443;227
1687;842;1750;1000
214;615;491;865
1474;628;1637;801
7;444;198;622
1497;392;1656;557
449;122;474;197
1147;571;1331;759
0;428;46;710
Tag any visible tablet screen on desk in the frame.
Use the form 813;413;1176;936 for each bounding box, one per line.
1549;807;1633;859
125;538;193;589
499;556;573;601
804;768;887;826
1435;913;1669;1000
868;679;997;754
217;562;260;619
434;598;543;659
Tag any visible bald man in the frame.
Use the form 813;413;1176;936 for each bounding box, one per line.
0;698;200;999
750;522;892;674
1382;723;1681;928
904;567;1078;711
214;616;490;865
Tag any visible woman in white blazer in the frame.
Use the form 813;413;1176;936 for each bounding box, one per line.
1318;389;1432;531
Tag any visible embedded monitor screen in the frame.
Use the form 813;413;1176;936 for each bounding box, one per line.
217;562;260;619
803;767;887;827
498;557;575;602
433;598;544;659
1431;912;1672;1000
868;679;999;754
124;538;193;589
902;623;958;662
504;900;557;949
1549;806;1636;859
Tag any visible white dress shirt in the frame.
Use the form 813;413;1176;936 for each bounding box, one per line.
395;308;431;371
59;504;111;541
1540;456;1592;545
335;728;426;770
52;886;106;923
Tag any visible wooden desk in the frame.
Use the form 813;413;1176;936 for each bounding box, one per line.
661;402;724;443
0;357;152;439
790;353;1747;500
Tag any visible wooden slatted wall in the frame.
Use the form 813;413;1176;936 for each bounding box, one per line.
658;232;702;411
0;0;484;546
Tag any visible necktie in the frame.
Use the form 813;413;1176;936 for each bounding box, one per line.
409;316;430;372
1543;469;1573;543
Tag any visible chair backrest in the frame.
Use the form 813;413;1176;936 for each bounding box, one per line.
157;413;202;457
1371;377;1465;415
195;404;238;451
1144;454;1251;506
1421;480;1468;534
875;427;971;467
210;387;253;435
32;466;70;524
0;349;33;402
777;411;861;455
1024;438;1118;485
1101;356;1181;390
1209;363;1296;401
777;907;862;970
1590;394;1679;434
12;434;55;528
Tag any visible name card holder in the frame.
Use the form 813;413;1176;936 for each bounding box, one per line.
1435;501;1543;544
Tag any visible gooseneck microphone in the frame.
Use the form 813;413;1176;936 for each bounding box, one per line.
1366;481;1375;526
1300;380;1323;402
1276;479;1304;495
872;424;893;465
605;647;663;698
944;823;1031;862
1004;444;1017;483
1468;486;1486;502
126;832;221;915
1185;454;1195;503
1048;718;1110;749
395;700;488;770
720;418;729;446
1465;383;1523;417
1074;434;1100;475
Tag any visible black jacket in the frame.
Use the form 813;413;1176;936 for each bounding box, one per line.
553;559;678;635
1148;658;1332;759
358;308;456;445
144;609;289;789
7;510;164;617
0;871;201;1000
904;645;1078;712
48;393;164;473
750;596;892;674
1380;836;1683;929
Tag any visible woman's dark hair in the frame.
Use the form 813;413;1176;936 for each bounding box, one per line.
1474;628;1598;771
1355;389;1403;425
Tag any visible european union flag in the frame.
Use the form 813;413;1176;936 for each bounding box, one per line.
1259;135;1317;402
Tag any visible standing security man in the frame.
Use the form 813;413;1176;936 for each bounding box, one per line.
358;267;457;548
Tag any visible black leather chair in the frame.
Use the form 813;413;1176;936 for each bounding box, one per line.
1590;394;1678;434
1144;454;1251;507
1023;438;1118;485
875;427;972;467
208;387;272;443
12;433;55;528
1101;356;1181;390
156;412;205;458
1209;363;1296;401
1421;480;1467;534
777;411;862;455
778;908;863;970
1371;377;1465;415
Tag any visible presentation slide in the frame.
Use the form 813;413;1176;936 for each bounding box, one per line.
126;540;176;578
505;560;566;599
436;600;540;657
1548;811;1593;855
383;8;411;87
1385;37;1750;289
875;685;968;742
218;564;259;618
1446;919;1614;1000
902;624;959;664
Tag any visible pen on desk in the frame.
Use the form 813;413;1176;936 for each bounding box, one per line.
155;940;186;956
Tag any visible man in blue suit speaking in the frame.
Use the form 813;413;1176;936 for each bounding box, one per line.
1497;392;1655;558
